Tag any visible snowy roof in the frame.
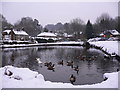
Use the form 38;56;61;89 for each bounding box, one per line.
99;33;104;36
67;35;73;37
37;32;57;37
3;30;11;34
3;29;29;36
109;30;120;35
100;30;120;36
13;30;28;36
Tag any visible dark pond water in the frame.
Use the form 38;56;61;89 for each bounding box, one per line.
2;46;120;85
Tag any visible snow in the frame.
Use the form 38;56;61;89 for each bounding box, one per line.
54;41;83;44
3;29;28;36
89;41;119;55
99;29;120;36
110;30;120;35
3;30;11;34
13;30;28;36
37;32;57;37
0;66;119;88
87;37;102;42
99;33;104;36
1;41;84;48
1;40;119;56
36;37;58;40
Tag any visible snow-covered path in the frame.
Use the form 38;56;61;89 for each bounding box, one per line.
0;66;119;89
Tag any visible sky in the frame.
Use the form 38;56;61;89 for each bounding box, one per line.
0;1;118;27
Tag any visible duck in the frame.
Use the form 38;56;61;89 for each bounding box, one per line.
67;61;73;66
4;68;13;76
117;68;119;72
80;57;85;60
47;64;55;71
103;77;108;81
58;60;64;65
104;55;111;59
80;56;86;60
74;65;79;74
36;58;42;64
111;52;116;57
44;62;52;67
70;74;76;84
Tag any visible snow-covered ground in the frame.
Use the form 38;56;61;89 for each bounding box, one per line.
1;41;83;48
0;66;119;89
89;41;119;55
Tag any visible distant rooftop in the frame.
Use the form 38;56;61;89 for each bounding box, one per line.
37;32;57;37
3;30;11;34
100;30;120;36
3;29;28;36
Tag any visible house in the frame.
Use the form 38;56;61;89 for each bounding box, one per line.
2;29;29;41
100;30;120;38
2;30;11;40
35;32;58;43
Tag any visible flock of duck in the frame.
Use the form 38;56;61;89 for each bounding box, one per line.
43;60;79;84
4;55;119;85
35;55;102;84
35;55;120;84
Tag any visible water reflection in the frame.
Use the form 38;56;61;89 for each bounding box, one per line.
2;46;120;85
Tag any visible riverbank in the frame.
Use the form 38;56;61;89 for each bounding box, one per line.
0;66;119;88
89;41;119;55
0;41;83;48
1;41;119;56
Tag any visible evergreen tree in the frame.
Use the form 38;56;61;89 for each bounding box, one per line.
85;20;94;39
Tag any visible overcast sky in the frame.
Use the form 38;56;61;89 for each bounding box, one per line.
0;2;118;26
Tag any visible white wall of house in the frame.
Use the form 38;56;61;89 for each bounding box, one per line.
3;35;11;40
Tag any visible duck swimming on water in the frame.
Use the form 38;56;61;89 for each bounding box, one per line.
44;62;52;67
36;58;42;64
74;65;79;74
67;61;73;66
47;64;55;72
70;74;76;84
58;60;64;65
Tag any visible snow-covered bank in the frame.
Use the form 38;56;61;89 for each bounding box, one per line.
89;41;119;55
1;41;84;48
1;41;119;56
0;66;118;89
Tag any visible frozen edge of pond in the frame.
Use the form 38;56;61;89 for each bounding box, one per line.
0;66;119;88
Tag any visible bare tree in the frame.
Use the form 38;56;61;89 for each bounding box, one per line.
95;13;113;32
14;17;43;36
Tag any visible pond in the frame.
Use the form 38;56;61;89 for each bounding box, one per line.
2;46;120;85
